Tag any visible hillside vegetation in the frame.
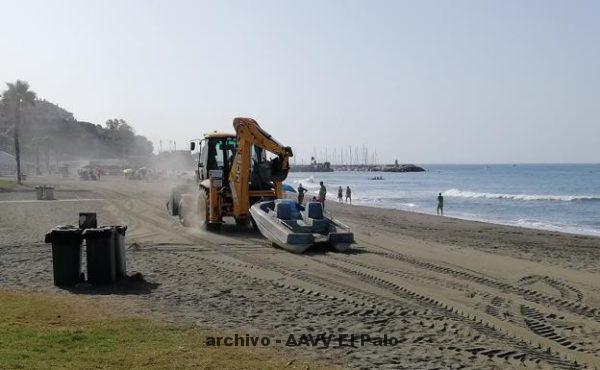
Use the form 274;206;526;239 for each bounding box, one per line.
0;99;153;167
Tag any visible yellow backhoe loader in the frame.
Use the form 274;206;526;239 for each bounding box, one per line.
169;117;293;230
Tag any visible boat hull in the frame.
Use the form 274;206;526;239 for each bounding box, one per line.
250;200;355;254
250;206;313;253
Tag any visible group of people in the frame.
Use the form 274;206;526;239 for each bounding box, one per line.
295;181;445;216
296;182;352;210
78;167;102;181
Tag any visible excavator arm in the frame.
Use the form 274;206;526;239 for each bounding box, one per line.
229;117;293;220
234;117;293;158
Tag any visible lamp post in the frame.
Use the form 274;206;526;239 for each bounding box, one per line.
14;97;23;184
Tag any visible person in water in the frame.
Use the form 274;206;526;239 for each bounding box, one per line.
437;193;444;216
318;181;327;210
338;186;343;202
297;183;307;204
346;186;352;204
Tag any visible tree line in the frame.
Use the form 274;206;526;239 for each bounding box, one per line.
0;80;153;183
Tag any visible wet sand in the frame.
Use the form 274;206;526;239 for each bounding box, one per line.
1;175;600;369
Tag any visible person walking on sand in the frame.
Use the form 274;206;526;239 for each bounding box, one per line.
345;186;352;204
318;181;327;210
437;193;444;216
297;183;307;204
338;186;343;202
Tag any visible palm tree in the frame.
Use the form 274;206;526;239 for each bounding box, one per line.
1;81;36;184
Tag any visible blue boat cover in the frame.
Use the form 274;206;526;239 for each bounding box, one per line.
282;184;297;193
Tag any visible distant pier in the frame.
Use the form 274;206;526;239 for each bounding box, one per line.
290;162;426;172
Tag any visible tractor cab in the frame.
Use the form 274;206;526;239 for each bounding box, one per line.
191;132;277;192
175;118;292;229
191;133;237;184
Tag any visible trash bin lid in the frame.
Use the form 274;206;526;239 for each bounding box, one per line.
44;225;82;243
82;227;114;239
109;225;128;235
79;212;98;229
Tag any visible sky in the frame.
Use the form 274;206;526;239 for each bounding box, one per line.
1;0;599;164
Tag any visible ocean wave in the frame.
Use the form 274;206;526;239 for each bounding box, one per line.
512;219;600;236
515;218;564;231
292;176;320;189
443;189;600;202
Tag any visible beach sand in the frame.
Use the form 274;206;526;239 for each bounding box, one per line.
1;175;600;369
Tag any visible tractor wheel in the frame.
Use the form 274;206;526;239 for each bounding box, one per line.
197;191;208;226
169;190;181;216
178;199;190;226
178;194;196;227
169;184;191;216
249;215;260;232
235;218;249;227
206;222;222;232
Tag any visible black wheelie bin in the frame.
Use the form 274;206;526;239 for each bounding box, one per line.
44;186;55;200
110;226;128;279
83;227;116;284
44;226;83;286
35;186;44;200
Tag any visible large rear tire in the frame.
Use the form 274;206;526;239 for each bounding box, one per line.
178;199;190;226
235;218;249;227
178;196;198;227
169;184;192;216
206;222;222;232
197;190;208;226
169;190;181;216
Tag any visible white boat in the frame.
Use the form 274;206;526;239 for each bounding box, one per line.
249;199;354;253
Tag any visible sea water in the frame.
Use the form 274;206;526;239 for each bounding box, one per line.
286;164;600;236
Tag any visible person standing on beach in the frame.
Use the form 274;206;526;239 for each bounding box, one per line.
437;193;444;216
318;181;327;210
297;183;307;204
338;186;343;202
346;186;352;204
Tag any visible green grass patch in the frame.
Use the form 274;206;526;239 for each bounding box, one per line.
0;291;331;369
0;178;18;190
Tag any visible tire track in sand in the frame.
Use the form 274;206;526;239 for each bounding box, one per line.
96;185;598;368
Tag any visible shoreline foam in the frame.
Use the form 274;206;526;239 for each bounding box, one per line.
343;198;600;237
443;188;600;202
